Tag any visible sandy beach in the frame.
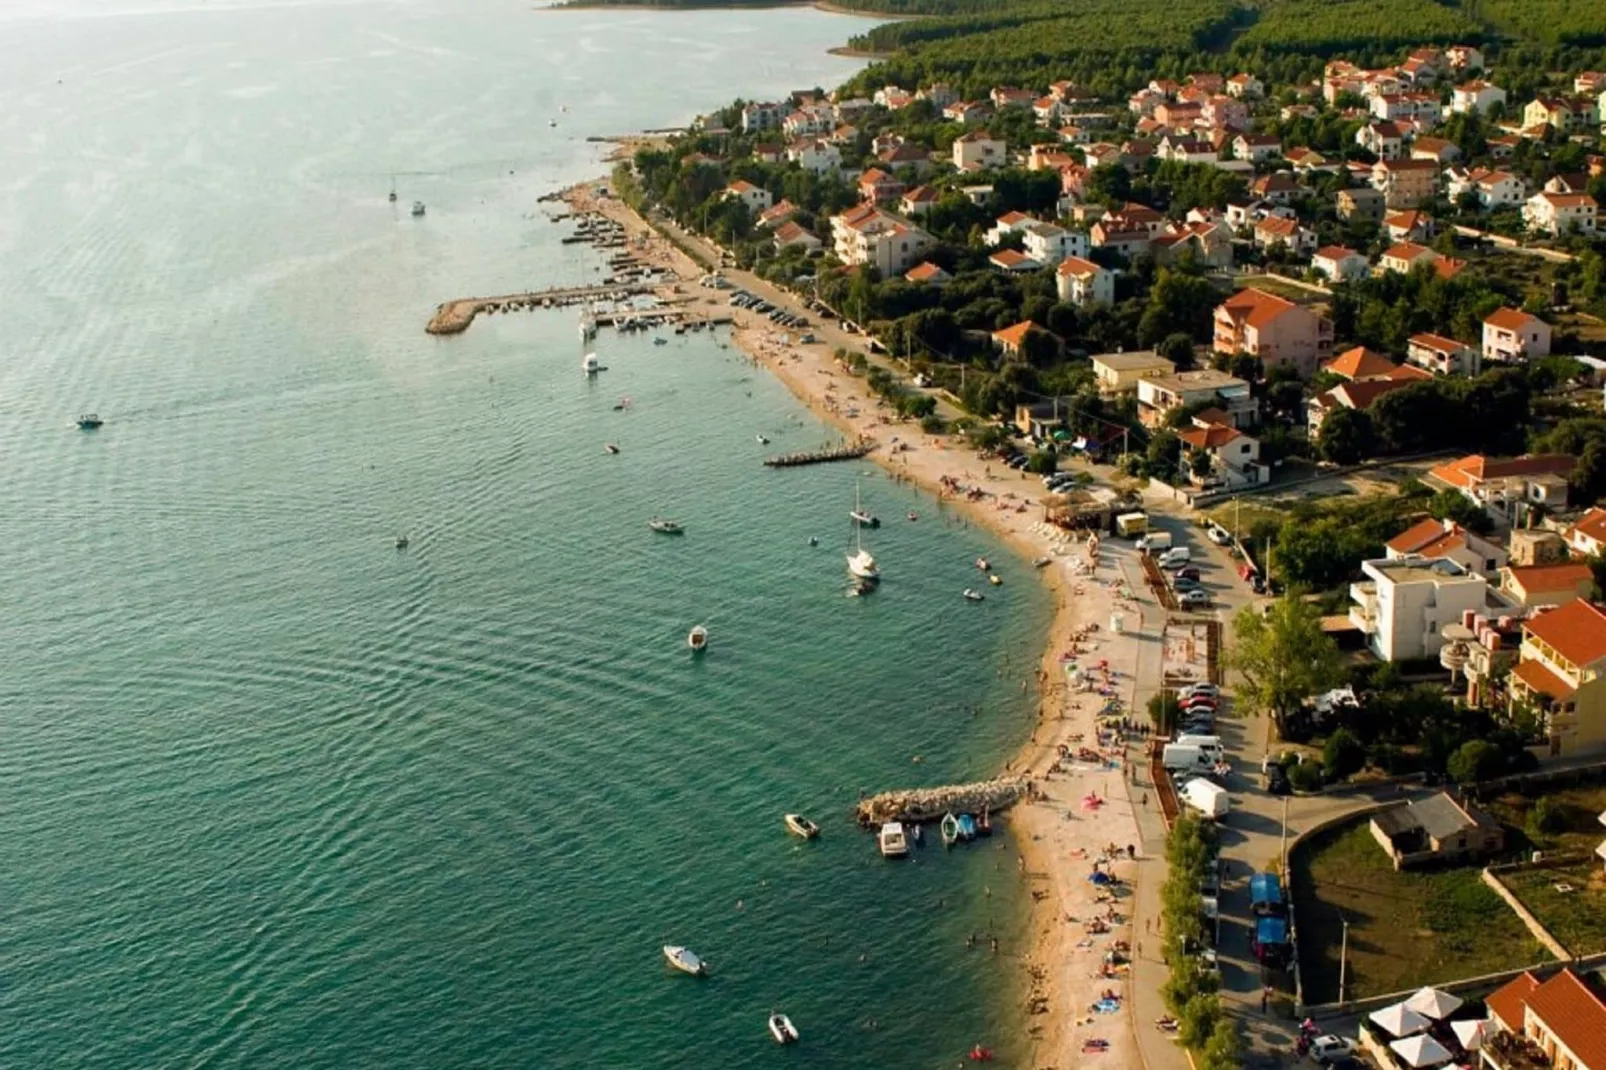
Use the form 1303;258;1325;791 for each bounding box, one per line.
562;181;1150;1069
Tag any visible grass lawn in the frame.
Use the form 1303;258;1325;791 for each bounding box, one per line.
1485;783;1606;857
1291;819;1552;1004
1497;863;1606;957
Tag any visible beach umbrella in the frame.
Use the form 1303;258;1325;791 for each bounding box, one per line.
1450;1019;1489;1052
1369;1003;1430;1038
1390;1033;1453;1068
1405;986;1464;1021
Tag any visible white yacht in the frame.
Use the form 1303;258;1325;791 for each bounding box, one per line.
846;482;880;582
663;945;706;976
877;822;909;858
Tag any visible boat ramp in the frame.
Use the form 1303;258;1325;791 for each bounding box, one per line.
763;439;877;468
855;778;1028;826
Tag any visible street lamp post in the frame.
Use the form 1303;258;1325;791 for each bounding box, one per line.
1338;917;1350;1006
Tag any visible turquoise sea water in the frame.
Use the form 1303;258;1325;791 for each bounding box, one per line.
0;2;1052;1066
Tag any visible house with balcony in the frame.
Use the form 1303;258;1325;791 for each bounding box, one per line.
1022;221;1088;267
1136;368;1256;428
1056;256;1116;307
953;131;1006;171
1357;120;1407;160
1253;215;1316;255
1312;245;1369;283
786;138;841;175
1407;332;1480;377
1307;377;1423;434
1451;80;1506;115
1484;967;1606;1070
1385;517;1507;575
830;204;932;277
1564;507;1606;559
724;180;772;215
1373;158;1440;208
1525;191;1598;236
1178;421;1267;489
1349;555;1500;662
1427;453;1575;522
1213;287;1334;379
1483;308;1552;363
1508;600;1606;757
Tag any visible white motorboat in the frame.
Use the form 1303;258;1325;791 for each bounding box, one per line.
583;352;600;375
411;201;425;217
846;482;881;582
877;821;909;858
756;434;770;444
663;945;706;976
649;518;684;534
76;413;103;430
989;574;1002;586
962;588;985;602
975;556;990;571
687;625;708;652
605;444;620;455
768;1013;800;1045
784;813;820;839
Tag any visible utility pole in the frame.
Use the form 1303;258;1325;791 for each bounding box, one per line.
1279;794;1289;867
1338;917;1350;1006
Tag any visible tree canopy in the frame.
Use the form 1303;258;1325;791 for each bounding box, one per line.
1228;598;1344;735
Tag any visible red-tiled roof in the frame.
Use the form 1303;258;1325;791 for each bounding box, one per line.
1487;972;1542;1032
990;248;1033;268
1056;256;1102;278
904;261;948;282
1429;454;1575;490
1524;967;1606;1070
1314;245;1361;261
1325;346;1398;381
1506;563;1593;597
1387;517;1458;556
992;321;1037;348
1485;307;1538;331
1410;332;1468;354
1569;507;1606;545
1219;287;1300;329
1525;600;1606;669
1178;424;1243;450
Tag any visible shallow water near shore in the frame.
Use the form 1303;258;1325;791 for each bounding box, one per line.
0;1;1052;1066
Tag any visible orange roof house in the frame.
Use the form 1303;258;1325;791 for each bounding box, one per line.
1324;346;1400;381
1487;968;1606;1070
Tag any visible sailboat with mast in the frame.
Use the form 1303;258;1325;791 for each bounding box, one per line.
846;481;880;583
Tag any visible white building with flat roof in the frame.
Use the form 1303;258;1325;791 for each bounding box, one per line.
1350;556;1506;662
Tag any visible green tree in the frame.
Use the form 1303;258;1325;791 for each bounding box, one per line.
1227;598;1344;736
1427;488;1493;534
1157;332;1196;371
1446;739;1503;785
1027;449;1058;475
1317;407;1376;465
1199;1016;1242;1070
1149;692;1182;735
1322;727;1366;781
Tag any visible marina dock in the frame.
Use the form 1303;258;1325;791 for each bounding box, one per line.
426;283;657;335
763;439;877;468
855;778;1028;825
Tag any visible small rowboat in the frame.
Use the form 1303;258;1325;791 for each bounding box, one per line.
957;813;977;841
940;812;960;849
962;588;985;602
769;1012;799;1045
1033;556;1052;568
687;626;708;653
663;945;706;976
975;557;990;571
784;813;820;840
989;574;1002;586
649;518;684;534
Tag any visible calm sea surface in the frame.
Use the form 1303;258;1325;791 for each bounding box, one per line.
0;2;1052;1066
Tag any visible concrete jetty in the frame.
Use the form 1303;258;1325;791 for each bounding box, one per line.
425;282;654;335
763;439;877;468
855;778;1028;825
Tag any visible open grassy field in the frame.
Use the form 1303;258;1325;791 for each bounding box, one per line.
1496;863;1606;957
1291;819;1552;1003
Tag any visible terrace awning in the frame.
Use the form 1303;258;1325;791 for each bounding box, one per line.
1389;1033;1452;1068
1405;986;1464;1021
1369;1003;1430;1038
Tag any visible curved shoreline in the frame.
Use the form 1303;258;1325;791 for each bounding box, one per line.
540;181;1149;1067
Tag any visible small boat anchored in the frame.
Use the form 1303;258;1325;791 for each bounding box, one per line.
663;945;706;977
877;821;909;858
605;443;620;455
583;352;601;375
687;625;708;653
989;574;1002;587
846;481;880;583
940;812;960;849
76;413;104;430
784;813;820;840
962;588;985;602
410;201;425;217
649;518;684;535
974;557;990;571
1033;555;1053;568
395;534;410;550
768;1012;800;1045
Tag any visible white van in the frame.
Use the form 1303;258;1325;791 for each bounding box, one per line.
1137;531;1172;554
1181;778;1230;819
1162;743;1215;773
1158;547;1192;568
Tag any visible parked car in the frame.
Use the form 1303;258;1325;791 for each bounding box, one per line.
1308;1036;1357;1064
1171;576;1202;591
1207;524;1232;546
1180;683;1219;700
1179;698;1218;713
1172;566;1202;582
1179;589;1213;608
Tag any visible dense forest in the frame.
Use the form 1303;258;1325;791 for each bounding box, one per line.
562;0;1606;96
